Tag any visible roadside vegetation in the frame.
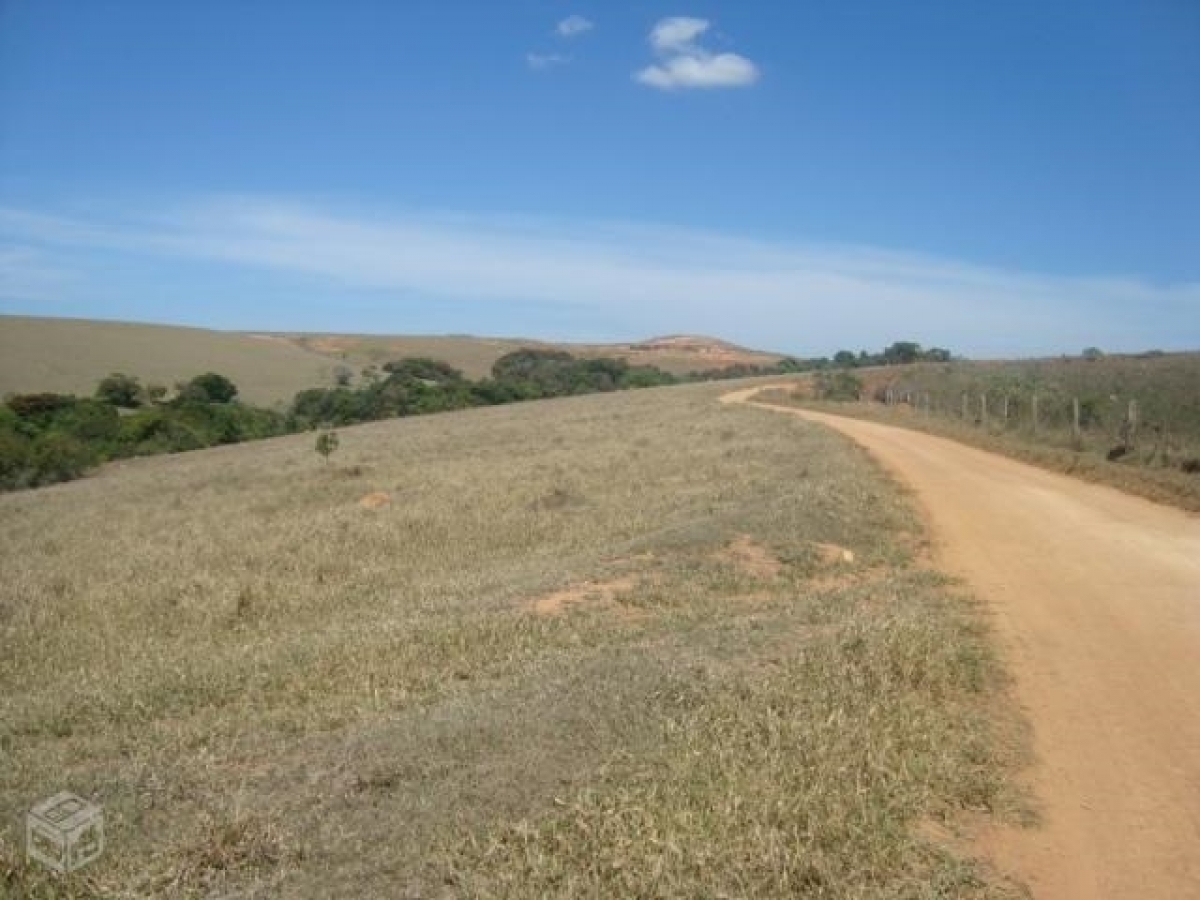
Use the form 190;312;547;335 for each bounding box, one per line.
1;344;922;493
0;380;1026;898
786;348;1200;511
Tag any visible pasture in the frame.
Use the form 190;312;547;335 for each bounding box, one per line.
1;380;1023;897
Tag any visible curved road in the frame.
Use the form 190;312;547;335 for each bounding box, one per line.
727;388;1200;899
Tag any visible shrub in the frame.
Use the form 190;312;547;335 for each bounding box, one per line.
177;372;239;404
95;372;143;408
5;392;77;420
315;430;340;465
382;357;466;384
29;432;96;485
0;424;31;488
814;370;862;401
58;399;120;444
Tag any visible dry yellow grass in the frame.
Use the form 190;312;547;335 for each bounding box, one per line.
274;331;785;379
0;380;1026;898
769;387;1200;513
0;317;335;406
0;316;786;409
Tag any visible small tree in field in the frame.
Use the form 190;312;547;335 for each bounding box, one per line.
96;372;143;408
315;429;340;465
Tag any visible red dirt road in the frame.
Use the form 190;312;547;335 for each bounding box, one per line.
728;389;1200;899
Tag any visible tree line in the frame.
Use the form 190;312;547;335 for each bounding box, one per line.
0;349;783;490
0;371;286;489
1;341;954;491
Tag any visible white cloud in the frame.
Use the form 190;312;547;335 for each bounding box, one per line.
649;17;709;53
557;15;594;38
1;199;1197;356
637;53;759;90
526;52;570;70
637;16;759;90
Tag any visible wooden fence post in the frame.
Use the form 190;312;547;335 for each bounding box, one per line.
980;394;988;427
962;392;969;420
1072;397;1082;445
1032;393;1039;433
1127;399;1138;449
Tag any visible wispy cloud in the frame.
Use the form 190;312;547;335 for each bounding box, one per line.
527;14;593;73
526;52;570;71
0;244;80;304
649;17;709;53
1;199;1197;355
556;15;594;38
637;17;759;90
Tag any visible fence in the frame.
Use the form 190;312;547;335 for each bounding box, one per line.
878;385;1190;466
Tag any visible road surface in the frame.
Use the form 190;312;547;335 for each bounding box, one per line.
726;388;1200;899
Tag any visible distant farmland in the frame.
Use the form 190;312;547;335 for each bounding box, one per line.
260;332;786;379
0;316;785;405
0;317;336;406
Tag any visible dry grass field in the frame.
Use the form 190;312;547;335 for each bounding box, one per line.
261;332;785;380
1;380;1025;898
0;317;786;408
0;317;336;407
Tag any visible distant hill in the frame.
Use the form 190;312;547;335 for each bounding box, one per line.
273;331;784;380
0;317;338;406
0;316;785;405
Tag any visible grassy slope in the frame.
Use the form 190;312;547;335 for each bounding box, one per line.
0;317;336;407
0;317;786;406
0;380;1024;898
264;332;785;379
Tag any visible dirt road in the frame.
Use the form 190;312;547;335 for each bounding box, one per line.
725;388;1200;899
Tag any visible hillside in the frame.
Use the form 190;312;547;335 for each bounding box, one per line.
0;380;1020;897
0;316;785;404
264;331;784;379
0;317;336;407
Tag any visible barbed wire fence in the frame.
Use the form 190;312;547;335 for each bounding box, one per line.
876;381;1194;469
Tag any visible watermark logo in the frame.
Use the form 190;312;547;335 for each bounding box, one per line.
26;792;105;874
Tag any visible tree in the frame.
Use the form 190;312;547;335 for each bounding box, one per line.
332;365;354;387
1082;347;1104;361
178;372;238;404
6;393;77;419
383;357;466;384
832;350;858;368
882;341;922;365
95;372;143;408
315;429;340;465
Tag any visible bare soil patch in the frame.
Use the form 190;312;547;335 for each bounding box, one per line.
528;575;641;617
718;534;783;579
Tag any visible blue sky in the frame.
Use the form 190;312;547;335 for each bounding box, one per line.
1;0;1197;356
